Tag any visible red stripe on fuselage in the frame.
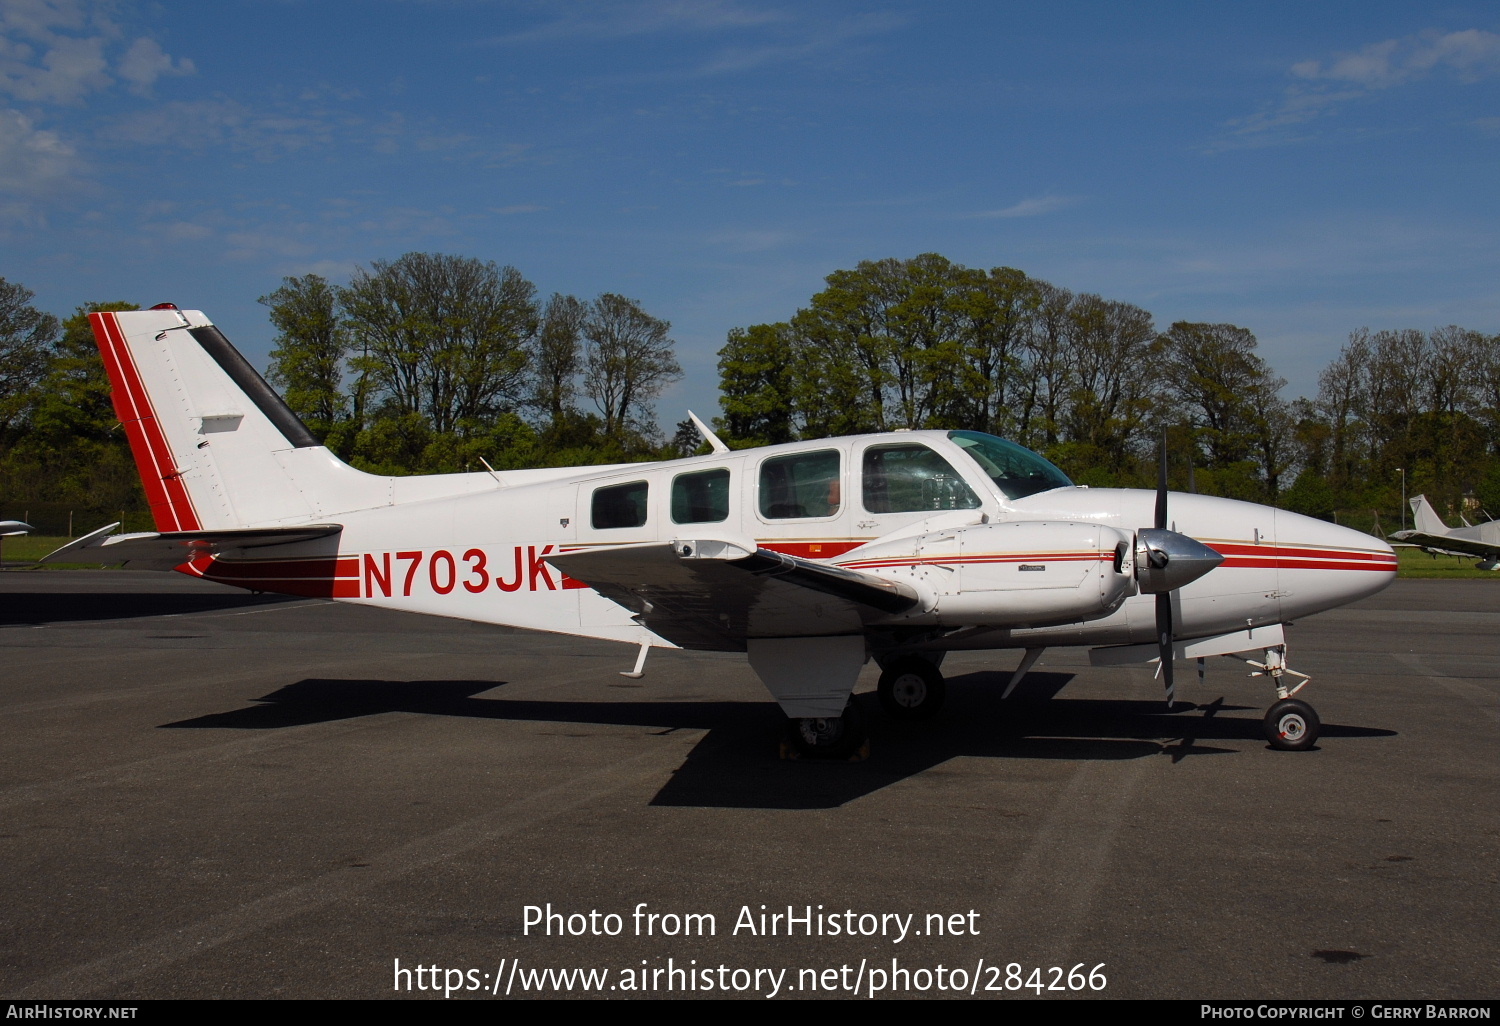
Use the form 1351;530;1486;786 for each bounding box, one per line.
184;555;359;599
1211;542;1395;564
760;541;865;559
91;312;200;532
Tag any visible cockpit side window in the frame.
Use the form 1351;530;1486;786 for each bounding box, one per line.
759;450;841;519
862;444;980;513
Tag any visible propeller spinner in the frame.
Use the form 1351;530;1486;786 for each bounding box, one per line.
1136;430;1224;707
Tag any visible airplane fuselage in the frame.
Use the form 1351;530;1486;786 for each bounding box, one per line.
177;431;1396;656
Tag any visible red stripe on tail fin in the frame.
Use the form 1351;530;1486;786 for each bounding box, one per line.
90;312;200;532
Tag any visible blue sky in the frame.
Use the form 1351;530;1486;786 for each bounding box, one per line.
4;0;1499;424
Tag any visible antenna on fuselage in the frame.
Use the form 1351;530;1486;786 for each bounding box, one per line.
687;410;730;455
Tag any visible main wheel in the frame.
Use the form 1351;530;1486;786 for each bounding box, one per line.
878;657;946;720
1263;698;1320;751
786;703;867;760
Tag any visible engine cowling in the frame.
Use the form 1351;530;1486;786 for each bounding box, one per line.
841;520;1137;628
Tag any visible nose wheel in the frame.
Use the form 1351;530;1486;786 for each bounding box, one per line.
1263;698;1320;751
877;657;946;720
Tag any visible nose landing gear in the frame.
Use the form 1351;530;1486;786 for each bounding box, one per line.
1241;646;1320;751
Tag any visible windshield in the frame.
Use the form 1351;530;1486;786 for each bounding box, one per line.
948;430;1073;500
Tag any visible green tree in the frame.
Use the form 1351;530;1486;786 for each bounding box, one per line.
716;322;797;446
260;275;347;440
581;293;681;438
532;292;585;428
2;301;145;514
0;277;60;447
1160;322;1266;467
342;253;539;436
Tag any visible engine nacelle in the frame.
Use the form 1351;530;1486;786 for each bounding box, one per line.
844;520;1136;628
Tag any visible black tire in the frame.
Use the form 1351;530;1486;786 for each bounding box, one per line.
786;703;867;760
878;657;946;720
1263;698;1320;751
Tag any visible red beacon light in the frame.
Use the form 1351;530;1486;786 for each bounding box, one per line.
150;302;179;310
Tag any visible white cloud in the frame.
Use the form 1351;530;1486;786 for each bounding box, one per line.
0;30;108;103
0;1;194;104
1291;29;1500;89
486;0;788;46
1223;28;1500;146
706;227;794;252
0;106;80;195
117;37;194;95
971;195;1078;219
102;99;335;158
484;1;900;79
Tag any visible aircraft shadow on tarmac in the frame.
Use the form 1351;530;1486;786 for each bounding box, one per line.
0;590;299;624
160;670;1397;809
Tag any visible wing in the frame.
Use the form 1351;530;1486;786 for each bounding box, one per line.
546;539;921;651
1389;530;1499;561
40;522;343;569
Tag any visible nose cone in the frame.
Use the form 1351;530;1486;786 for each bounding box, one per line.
1274;508;1398;618
1136;528;1225;593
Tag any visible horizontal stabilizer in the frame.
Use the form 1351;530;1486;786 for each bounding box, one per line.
1;520;31;537
41;522;342;569
547;539;921;650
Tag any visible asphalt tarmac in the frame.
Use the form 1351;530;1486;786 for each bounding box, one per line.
0;571;1495;1000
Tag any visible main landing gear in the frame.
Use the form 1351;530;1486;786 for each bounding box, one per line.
1241;646;1320;751
783;702;868;760
877;656;946;720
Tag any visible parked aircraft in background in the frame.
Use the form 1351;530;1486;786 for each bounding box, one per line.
1390;495;1500;569
44;307;1397;757
1;520;31;568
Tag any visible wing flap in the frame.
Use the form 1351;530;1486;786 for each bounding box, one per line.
547;540;922;651
40;523;343;569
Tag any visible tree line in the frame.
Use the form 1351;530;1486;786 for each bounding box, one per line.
2;251;1497;534
262;252;683;473
715;253;1500;525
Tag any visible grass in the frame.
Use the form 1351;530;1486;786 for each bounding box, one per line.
1395;546;1500;579
0;534;119;569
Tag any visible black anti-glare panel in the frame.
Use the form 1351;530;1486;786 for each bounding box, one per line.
188;325;319;449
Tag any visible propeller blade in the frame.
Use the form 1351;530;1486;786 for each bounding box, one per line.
1156;591;1174;708
1156;427;1168;531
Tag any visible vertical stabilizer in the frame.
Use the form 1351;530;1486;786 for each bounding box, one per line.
1408;494;1450;537
92;308;378;530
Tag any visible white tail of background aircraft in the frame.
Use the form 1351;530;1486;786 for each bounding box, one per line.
1392;494;1500;569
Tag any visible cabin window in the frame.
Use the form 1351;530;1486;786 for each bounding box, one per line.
672;468;730;524
759;450;841;519
591;480;649;529
862;444;980;513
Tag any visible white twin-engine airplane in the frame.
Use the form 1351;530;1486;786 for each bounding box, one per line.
48;306;1398;757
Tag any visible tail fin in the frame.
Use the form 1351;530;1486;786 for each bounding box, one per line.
92;306;383;529
1409;494;1449;537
